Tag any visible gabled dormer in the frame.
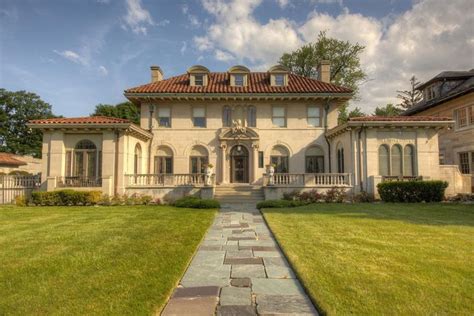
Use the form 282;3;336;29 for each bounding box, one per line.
228;65;250;87
187;65;210;87
268;64;289;87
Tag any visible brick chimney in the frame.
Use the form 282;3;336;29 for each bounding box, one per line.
150;66;163;83
318;60;330;83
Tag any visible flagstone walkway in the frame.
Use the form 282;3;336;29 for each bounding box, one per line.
161;204;318;316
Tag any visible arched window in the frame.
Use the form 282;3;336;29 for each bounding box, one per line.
270;145;289;173
336;143;344;173
247;106;256;127
378;145;390;176
305;146;324;173
404;145;415;176
66;139;101;179
223;106;232;127
134;143;142;174
391;144;403;176
190;145;209;174
154;146;173;174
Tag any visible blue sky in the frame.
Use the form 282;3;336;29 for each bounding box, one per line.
1;0;472;116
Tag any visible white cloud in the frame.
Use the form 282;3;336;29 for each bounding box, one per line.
180;41;187;55
98;65;108;76
97;0;110;4
181;4;201;28
195;0;474;112
53;50;88;66
122;0;154;35
214;49;234;61
276;0;289;8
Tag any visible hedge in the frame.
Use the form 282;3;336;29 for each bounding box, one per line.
173;196;221;209
30;190;102;206
377;180;448;202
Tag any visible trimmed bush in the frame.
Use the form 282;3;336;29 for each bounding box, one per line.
256;199;307;210
377;180;448;203
173;196;220;209
30;190;103;206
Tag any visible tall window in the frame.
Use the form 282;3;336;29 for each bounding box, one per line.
270;145;289;173
272;106;286;127
336;143;344;173
391;144;403;176
190;145;209;174
193;106;206;127
154;146;173;174
234;74;244;86
66;140;101;178
403;145;415;176
194;74;204;86
378;145;390;176
157;107;171;127
223;106;232;127
459;152;473;174
247;106;256;127
454;106;474;129
275;74;284;86
305;146;324;173
134;143;142;174
307;106;321;127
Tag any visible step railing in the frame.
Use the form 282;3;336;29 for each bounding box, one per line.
125;174;215;187
263;173;352;187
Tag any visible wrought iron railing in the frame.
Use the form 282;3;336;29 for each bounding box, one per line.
382;176;422;182
263;173;352;187
57;176;102;187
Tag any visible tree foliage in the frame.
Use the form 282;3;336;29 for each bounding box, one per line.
397;76;422;109
374;104;404;116
91;101;140;124
0;89;56;158
338;104;367;124
279;31;367;97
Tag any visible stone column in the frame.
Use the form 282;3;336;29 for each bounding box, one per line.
251;143;259;184
219;143;227;184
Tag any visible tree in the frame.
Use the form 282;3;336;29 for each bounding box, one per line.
279;31;367;97
91;101;140;124
338;104;367;124
0;89;56;158
374;104;404;116
396;75;422;109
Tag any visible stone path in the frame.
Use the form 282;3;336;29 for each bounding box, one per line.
161;204;318;316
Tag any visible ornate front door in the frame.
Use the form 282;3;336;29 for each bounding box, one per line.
230;145;249;183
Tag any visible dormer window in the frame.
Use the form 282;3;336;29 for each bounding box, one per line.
194;74;204;86
187;65;210;87
268;64;289;87
228;65;250;87
275;74;285;86
235;74;244;86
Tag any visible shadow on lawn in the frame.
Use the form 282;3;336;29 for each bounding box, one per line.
262;203;474;227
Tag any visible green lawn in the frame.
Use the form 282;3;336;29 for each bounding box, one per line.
262;203;474;315
0;205;216;315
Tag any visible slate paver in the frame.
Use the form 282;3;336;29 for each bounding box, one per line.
163;202;316;315
219;287;251;305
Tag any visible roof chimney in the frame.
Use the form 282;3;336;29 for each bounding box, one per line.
150;66;163;83
318;60;330;83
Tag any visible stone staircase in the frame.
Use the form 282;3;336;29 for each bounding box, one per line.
214;185;264;204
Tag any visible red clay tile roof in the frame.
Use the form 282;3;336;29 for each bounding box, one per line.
29;116;131;125
0;153;27;166
349;116;452;122
125;72;352;94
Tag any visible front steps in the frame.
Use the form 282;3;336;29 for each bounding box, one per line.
214;185;264;204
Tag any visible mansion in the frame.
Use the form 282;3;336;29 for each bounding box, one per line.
29;63;472;201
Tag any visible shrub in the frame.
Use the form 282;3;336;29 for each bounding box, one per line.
15;195;27;207
30;190;103;206
352;191;374;203
323;187;347;203
86;191;102;205
282;190;301;201
173;196;220;209
98;194;112;206
31;191;60;206
140;195;153;205
377;180;448;203
299;189;323;203
256;199;306;209
446;193;474;202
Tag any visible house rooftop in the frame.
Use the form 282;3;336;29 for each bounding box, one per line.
28;116;131;125
0;153;27;167
349;116;452;122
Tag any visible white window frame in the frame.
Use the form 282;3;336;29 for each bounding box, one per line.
272;106;286;128
194;74;204;86
274;74;285;86
234;74;244;86
307;106;322;127
157;106;171;128
193;106;206;128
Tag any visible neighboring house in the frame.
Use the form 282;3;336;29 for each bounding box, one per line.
404;69;474;192
0;152;42;175
28;64;471;200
